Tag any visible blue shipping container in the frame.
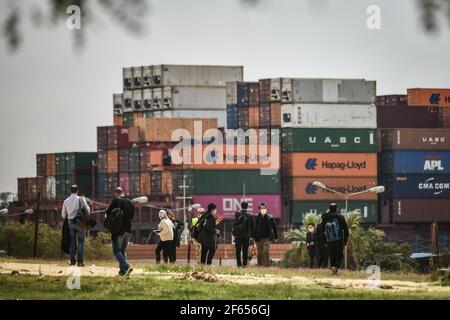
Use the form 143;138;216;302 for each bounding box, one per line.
227;105;238;129
393;174;450;198
393;151;450;174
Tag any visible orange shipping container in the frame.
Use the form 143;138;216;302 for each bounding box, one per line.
288;177;378;201
128;126;140;142
408;88;450;107
248;106;260;128
46;154;56;176
161;171;173;194
133;112;143;123
270;102;281;126
107;149;118;173
114;115;124;126
150;150;164;166
139;172;151;195
282;153;377;177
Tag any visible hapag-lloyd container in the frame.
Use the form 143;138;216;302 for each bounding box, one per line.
281;128;377;152
193;194;281;220
282;153;377;177
193;170;280;195
292;79;376;104
408;88;450;107
392;174;450;198
152;65;243;87
290;201;378;224
379;128;450;150
170;86;226;110
281;104;377;128
376;105;440;128
287;177;378;201
390;151;450;174
392;199;450;223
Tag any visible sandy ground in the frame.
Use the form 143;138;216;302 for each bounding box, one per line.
1;261;449;293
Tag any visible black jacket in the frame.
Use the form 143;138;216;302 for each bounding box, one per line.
306;231;317;248
253;213;278;241
233;209;255;239
105;197;135;236
319;211;349;245
171;219;184;246
198;211;217;248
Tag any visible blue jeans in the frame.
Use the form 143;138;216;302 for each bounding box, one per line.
68;219;85;264
112;232;131;274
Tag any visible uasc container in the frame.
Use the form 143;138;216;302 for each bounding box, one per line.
379;128;450;151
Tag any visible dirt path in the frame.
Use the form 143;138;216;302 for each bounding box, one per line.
1;261;448;293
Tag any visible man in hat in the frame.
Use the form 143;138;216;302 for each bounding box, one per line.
62;185;90;266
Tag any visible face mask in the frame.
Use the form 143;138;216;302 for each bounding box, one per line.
308;227;314;232
260;209;267;215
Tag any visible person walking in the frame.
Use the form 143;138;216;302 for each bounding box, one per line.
167;209;184;263
61;185;90;267
105;187;135;277
199;203;222;265
253;202;278;267
306;223;318;268
318;203;349;275
232;201;255;267
154;210;175;264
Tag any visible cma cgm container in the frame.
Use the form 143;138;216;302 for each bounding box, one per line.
281;104;376;128
282;153;377;177
407;88;450;107
392;174;450;198
286;177;378;201
379;128;450;151
281;128;377;152
193;170;280;195
392;199;450;223
383;151;450;174
290;201;378;224
377;106;440;128
193;194;281;220
151;65;243;87
292;79;376;104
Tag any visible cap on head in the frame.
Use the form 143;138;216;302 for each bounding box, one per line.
159;210;167;220
114;187;124;194
207;203;217;212
241;201;248;210
70;185;79;194
329;203;337;213
197;207;205;213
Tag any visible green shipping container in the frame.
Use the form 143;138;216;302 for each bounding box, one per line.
55;170;93;199
123;113;133;126
291;201;378;224
55;152;96;175
55;153;66;176
193;170;280;195
281;128;377;152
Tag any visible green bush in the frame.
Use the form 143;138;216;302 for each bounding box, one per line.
279;244;309;268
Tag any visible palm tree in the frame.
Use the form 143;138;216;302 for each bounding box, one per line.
344;210;363;268
284;229;306;248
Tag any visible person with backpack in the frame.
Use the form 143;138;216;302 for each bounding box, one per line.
104;187;135;277
61;185;90;267
154;210;175;264
306;223;318;268
253;202;278;267
318;203;349;275
191;208;205;264
167;209;184;263
233;201;255;267
199;203;223;265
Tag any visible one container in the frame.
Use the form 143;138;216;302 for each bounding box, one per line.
123;67;133;90
151;170;162;194
96;173;108;198
379;128;450;151
152;88;162;109
439;107;450;128
287;177;378;201
132;66;142;89
139;172;151;195
390;151;450;174
237;82;250;106
226;82;238;105
129;148;140;172
113;93;123;116
114;115;124;126
282;152;377;177
259;103;271;128
377;106;440;128
152;65;243;87
227;105;238;129
292;79;376;104
407;88;450;107
119;149;130;172
193;194;281;220
270;102;281;127
129;172;140;196
162;86;173;109
163;109;227;128
142;65;152;88
119;173;130;195
132;89;143;111
248;106;260;128
171;86;226;110
193;170;280;194
248;83;260;105
107;149;118;173
290;201;378;224
281;104;377;128
172;169;194;197
375;95;407;107
123;90;133;112
139;147;152;172
123;113;133;126
17;178;29;201
161;171;173;194
281;128;377;152
259;79;271;103
97;151;107;173
392;174;450;198
237;106;249;129
392;199;450;223
270;78;282;102
281;78;293;103
150;150;163;166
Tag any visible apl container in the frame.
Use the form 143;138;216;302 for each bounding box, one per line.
392;199;450;223
392;174;450;198
281;104;377;128
281;128;377;152
290;201;378;224
390;151;450;174
193;194;281;220
193;170;280;195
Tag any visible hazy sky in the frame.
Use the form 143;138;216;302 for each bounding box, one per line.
1;0;450;193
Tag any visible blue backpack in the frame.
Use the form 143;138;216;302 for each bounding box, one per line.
324;218;341;242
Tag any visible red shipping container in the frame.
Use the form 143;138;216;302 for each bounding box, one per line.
248;105;260;128
270;102;281;126
150;150;164;166
259;79;271;103
139;172;151;195
259;103;271;128
249;83;260;105
377;106;440;128
107;149;118;173
114;115;124;126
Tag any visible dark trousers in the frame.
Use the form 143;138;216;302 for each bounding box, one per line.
317;245;329;268
164;241;177;262
200;246;216;265
155;240;174;263
235;237;250;267
308;247;317;268
328;241;344;269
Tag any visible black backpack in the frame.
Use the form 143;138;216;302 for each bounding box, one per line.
103;199;124;235
232;212;248;238
191;216;205;241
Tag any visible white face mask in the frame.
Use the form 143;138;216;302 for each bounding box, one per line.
308;227;314;232
260;209;267;215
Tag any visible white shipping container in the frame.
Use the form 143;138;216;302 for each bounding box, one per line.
46;176;56;200
172;86;226;110
113;93;123;116
123;67;133;90
163;87;173;109
132;66;143;89
226;82;238;105
292;79;376;104
142;66;152;88
270;78;282;101
152;65;243;87
162;109;227;128
123;90;133;112
132;90;143;111
143;89;152;110
281;78;292;103
152;88;162;109
281;104;377;128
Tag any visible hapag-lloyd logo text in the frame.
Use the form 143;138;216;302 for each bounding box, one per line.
319;161;367;171
170;122;280;175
